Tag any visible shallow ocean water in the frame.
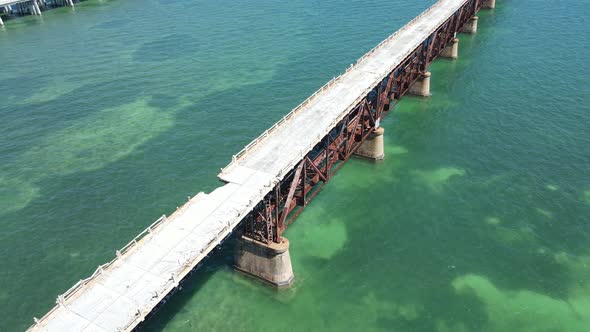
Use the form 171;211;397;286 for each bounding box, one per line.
1;0;589;331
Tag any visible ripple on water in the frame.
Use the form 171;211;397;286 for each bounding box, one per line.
133;34;198;63
92;19;130;30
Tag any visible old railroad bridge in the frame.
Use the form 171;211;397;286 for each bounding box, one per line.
28;0;497;330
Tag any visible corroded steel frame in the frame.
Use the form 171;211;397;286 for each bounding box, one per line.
243;0;483;244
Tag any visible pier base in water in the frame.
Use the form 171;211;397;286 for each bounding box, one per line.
441;38;459;59
484;0;496;9
409;71;431;97
235;236;294;288
461;16;478;34
354;127;385;160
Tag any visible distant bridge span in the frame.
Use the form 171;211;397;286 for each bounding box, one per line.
28;0;496;330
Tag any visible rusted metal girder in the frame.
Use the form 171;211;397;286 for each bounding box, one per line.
242;0;483;244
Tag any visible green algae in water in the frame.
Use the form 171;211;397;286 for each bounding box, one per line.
485;216;501;225
385;145;409;156
2;0;590;331
535;208;553;219
453;274;590;332
20;79;78;105
546;184;559;191
411;167;466;192
19;98;174;176
0;176;40;214
295;217;348;260
0;98;175;215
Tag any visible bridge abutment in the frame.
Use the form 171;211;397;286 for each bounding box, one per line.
441;38;459;59
409;71;431;97
235;236;294;288
484;0;496;9
461;16;478;34
354;127;385;160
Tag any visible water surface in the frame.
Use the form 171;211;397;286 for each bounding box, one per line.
1;0;589;331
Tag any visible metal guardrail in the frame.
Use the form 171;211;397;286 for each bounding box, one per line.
272;1;473;179
220;0;449;178
30;186;269;331
29;194;207;331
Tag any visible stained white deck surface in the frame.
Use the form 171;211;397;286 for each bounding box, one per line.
28;0;468;331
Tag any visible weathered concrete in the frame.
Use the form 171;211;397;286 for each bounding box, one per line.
441;38;459;59
354;127;385;160
33;0;41;15
409;71;431;97
484;0;495;9
235;236;294;287
461;16;478;34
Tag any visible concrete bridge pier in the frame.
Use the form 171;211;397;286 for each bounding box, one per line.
27;0;41;15
0;15;3;26
461;16;478;34
441;38;459;59
234;236;294;288
354;127;385;160
409;71;431;97
34;1;41;15
484;0;496;9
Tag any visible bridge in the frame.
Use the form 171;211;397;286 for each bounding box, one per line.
0;0;75;26
27;0;496;330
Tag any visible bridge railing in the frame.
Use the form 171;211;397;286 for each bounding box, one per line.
273;2;459;180
58;214;168;300
30;193;209;329
220;0;444;177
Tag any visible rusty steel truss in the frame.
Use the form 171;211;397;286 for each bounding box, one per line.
241;0;484;244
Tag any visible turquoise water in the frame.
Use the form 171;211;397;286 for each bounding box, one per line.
1;0;590;330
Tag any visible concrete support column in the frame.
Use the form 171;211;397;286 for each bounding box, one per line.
235;236;294;288
461;16;478;34
28;1;41;15
441;38;459;59
67;0;74;7
483;0;496;9
354;127;385;160
34;0;42;15
409;71;431;97
0;15;3;26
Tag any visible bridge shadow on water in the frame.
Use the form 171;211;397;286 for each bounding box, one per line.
136;236;238;331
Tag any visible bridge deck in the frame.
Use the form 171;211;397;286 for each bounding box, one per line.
219;0;466;184
28;0;468;331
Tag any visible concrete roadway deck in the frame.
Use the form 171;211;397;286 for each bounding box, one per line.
28;0;468;330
